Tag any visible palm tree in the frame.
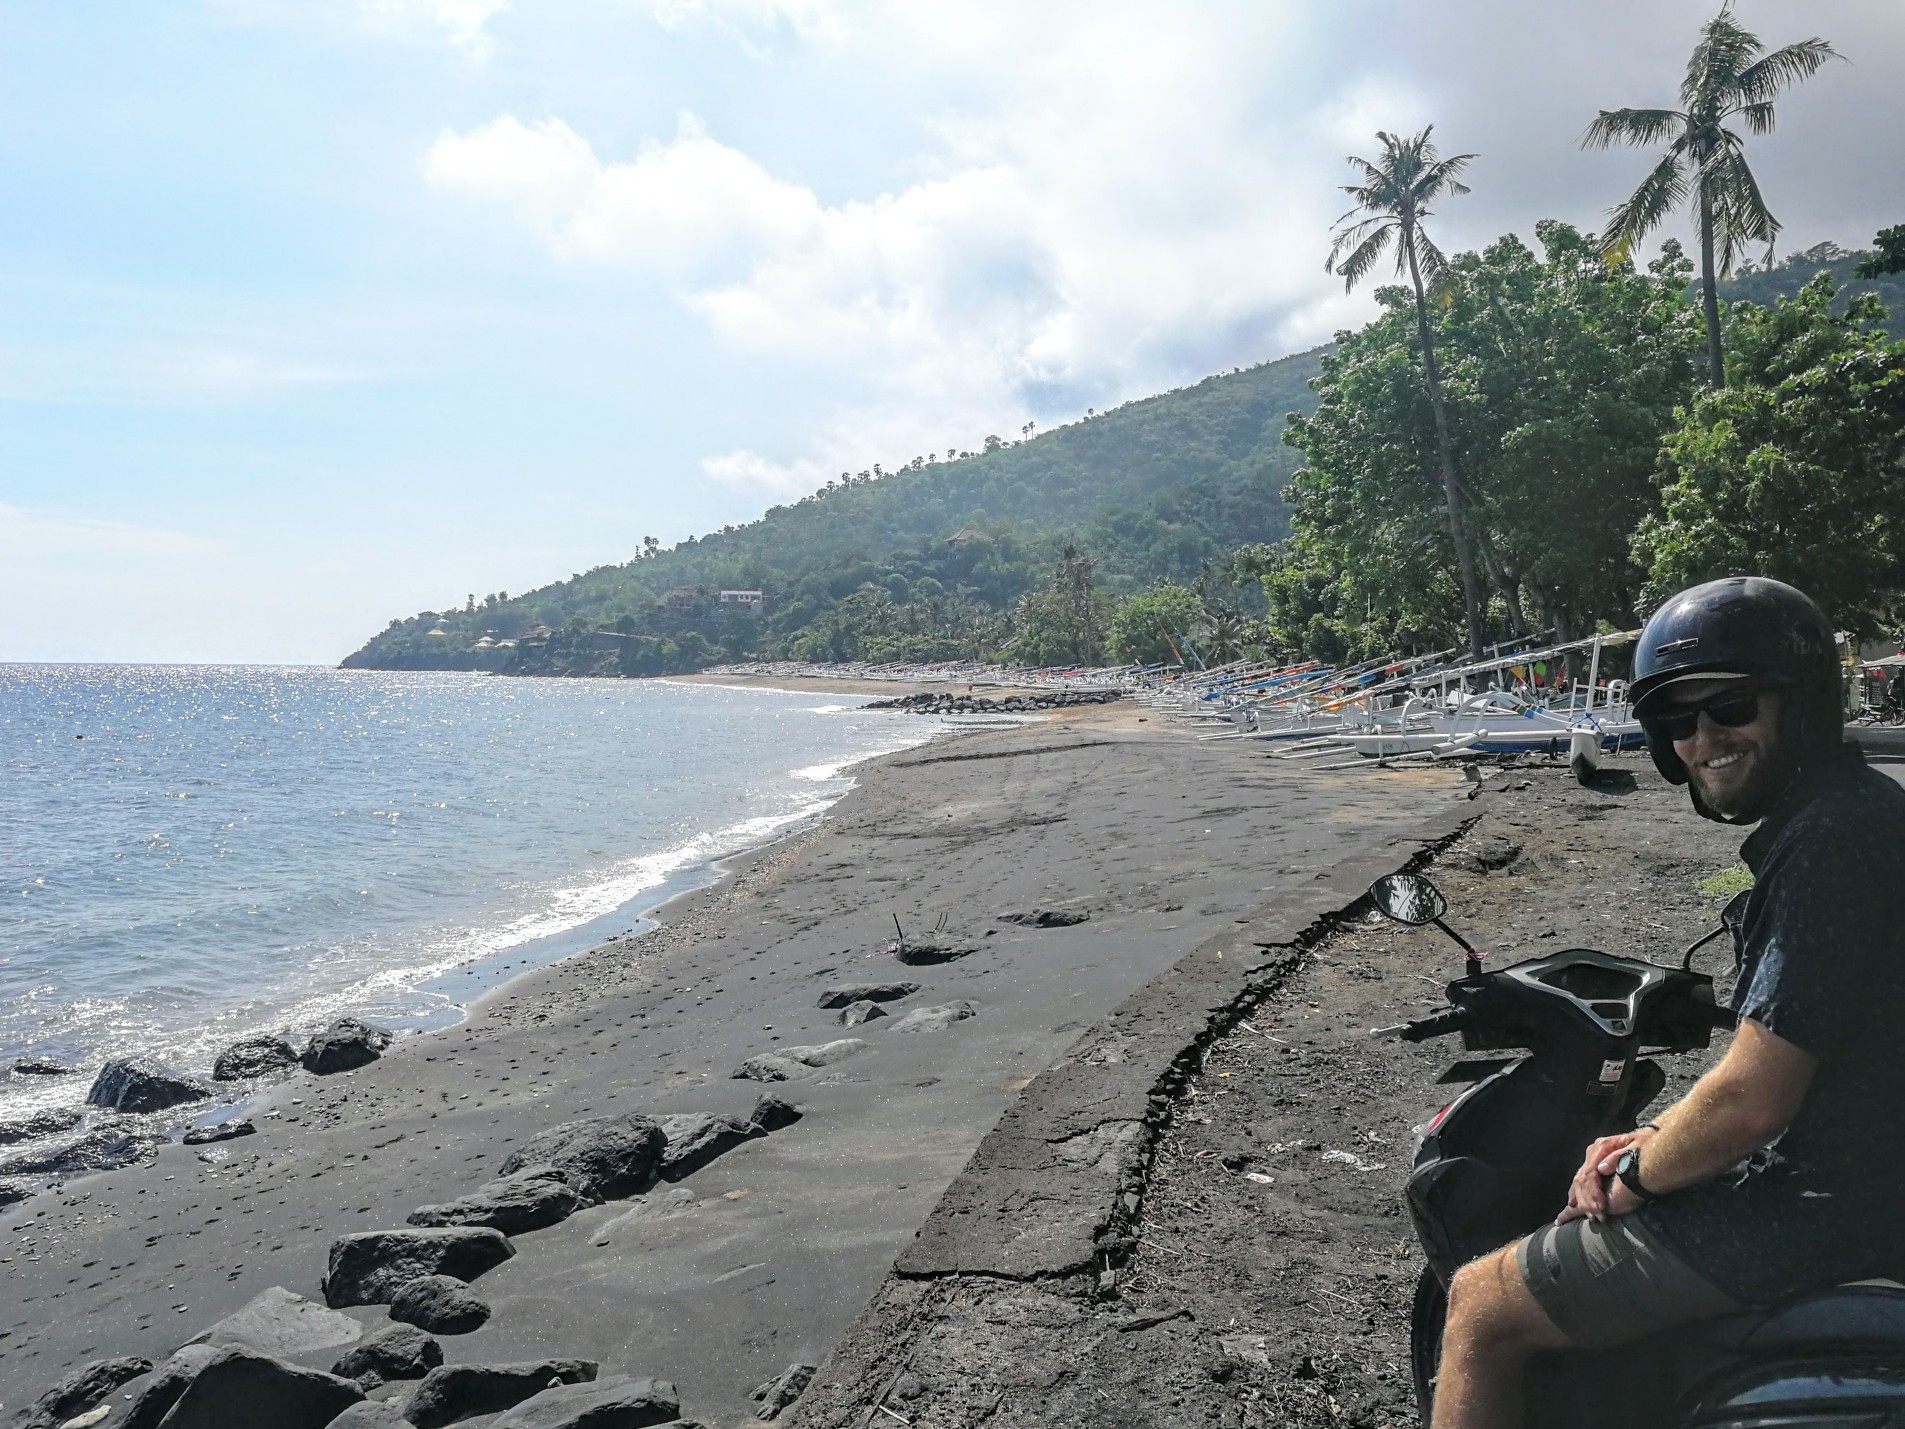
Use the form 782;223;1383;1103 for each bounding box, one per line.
1582;6;1837;388
1327;126;1485;661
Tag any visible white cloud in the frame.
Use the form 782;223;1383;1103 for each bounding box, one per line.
360;0;506;59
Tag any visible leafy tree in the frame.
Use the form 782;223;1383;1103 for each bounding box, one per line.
1108;584;1206;666
1010;542;1109;666
1634;274;1905;635
1856;225;1905;280
1583;6;1837;387
1327;126;1487;660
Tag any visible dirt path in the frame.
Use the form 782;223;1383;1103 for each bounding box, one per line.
790;761;1745;1428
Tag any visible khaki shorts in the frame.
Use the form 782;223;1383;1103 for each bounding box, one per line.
1517;1213;1741;1350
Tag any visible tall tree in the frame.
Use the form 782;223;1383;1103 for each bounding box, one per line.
1327;126;1486;660
1582;5;1837;388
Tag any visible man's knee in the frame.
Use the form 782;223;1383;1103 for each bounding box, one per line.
1446;1247;1550;1353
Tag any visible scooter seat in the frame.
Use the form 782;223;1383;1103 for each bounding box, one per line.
1695;1282;1905;1352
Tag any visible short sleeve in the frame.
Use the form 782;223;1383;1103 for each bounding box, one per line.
1734;817;1875;1059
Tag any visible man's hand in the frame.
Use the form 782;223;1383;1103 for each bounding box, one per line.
1556;1128;1654;1224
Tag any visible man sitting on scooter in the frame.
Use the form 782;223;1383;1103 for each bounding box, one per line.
1431;576;1905;1429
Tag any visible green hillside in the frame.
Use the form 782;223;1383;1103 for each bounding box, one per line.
342;344;1326;674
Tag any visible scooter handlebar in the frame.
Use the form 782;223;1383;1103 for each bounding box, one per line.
1370;1008;1469;1043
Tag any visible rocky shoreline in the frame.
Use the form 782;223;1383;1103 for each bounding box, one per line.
0;703;1460;1428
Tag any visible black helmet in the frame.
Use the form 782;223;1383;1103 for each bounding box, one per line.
1631;576;1842;785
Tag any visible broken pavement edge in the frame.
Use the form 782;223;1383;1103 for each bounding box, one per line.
787;790;1486;1428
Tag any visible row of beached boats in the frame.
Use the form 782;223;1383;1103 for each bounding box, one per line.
1133;631;1645;775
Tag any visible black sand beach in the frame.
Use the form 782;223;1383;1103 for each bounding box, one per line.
0;697;1462;1426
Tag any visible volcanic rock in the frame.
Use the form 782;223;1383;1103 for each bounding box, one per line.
0;1127;158;1179
0;1107;82;1145
389;1274;492;1334
332;1323;444;1388
9;1355;152;1429
189;1285;364;1357
301;1017;392;1075
747;1094;801;1132
84;1057;211;1114
212;1035;300;1081
999;908;1090;927
182;1118;255;1146
732;1039;866;1082
408;1168;581;1235
496;1115;665;1202
139;1345;363;1429
889;1002;977;1034
814;983;917;1010
836;1000;886;1027
491;1374;682;1429
589;1189;698;1246
403;1360;598;1429
10;1056;75;1077
321;1228;514;1308
749;1363;816;1421
121;1345;223;1429
655;1113;760;1180
328;1403;413;1428
0;1178;32;1209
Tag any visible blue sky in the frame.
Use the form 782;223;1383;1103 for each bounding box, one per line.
4;0;1902;663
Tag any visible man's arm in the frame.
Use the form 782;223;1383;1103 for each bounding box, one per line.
1565;1018;1817;1221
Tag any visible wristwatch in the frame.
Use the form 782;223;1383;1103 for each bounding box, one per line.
1613;1146;1654;1202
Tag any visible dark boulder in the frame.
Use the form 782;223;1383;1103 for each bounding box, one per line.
122;1345;222;1429
0;1127;158;1179
747;1095;801;1132
732;1039;864;1083
403;1360;598;1429
0;1178;32;1209
408;1168;581;1235
814;982;917;1010
999;908;1090;927
749;1363;816;1421
0;1106;82;1145
84;1056;211;1114
10;1354;152;1429
10;1056;75;1076
333;1323;444;1388
836;1000;885;1027
183;1118;255;1146
389;1274;491;1334
140;1345;362;1429
655;1113;760;1181
892;940;973;966
189;1285;364;1358
889;1002;976;1034
329;1403;413;1428
322;1228;514;1308
491;1374;681;1429
496;1114;664;1202
212;1035;300;1081
301;1017;392;1075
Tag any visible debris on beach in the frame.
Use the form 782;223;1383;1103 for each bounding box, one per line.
85;1056;211;1114
182;1118;255;1146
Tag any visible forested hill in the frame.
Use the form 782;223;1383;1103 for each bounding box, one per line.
342;343;1327;674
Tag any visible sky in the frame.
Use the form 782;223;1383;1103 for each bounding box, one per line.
3;0;1903;664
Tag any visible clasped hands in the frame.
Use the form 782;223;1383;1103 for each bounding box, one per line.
1555;1127;1656;1226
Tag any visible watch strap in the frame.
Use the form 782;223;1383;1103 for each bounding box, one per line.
1616;1147;1654;1202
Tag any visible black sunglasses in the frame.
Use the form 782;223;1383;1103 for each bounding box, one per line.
1649;687;1765;743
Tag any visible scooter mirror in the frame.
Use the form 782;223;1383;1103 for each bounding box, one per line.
1720;886;1752;934
1368;873;1448;927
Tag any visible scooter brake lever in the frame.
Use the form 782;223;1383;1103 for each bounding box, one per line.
1369;1024;1408;1039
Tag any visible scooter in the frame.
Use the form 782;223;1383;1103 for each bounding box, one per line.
1368;871;1905;1428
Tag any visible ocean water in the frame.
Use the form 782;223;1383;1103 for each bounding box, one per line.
0;666;940;1119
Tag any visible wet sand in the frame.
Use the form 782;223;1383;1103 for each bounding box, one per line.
0;707;1458;1426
